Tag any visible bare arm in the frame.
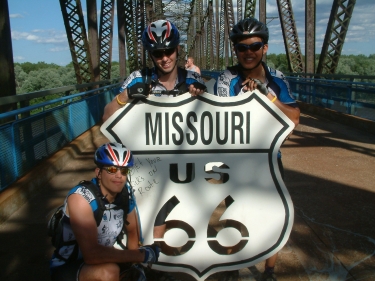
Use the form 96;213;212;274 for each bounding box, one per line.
67;194;144;265
125;208;141;249
196;66;201;75
266;93;300;127
102;89;129;122
242;78;300;127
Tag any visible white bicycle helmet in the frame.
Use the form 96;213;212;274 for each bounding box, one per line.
142;19;180;51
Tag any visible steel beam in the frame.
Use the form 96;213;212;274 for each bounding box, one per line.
117;0;127;77
244;0;256;19
59;0;94;84
317;0;356;74
0;0;17;120
99;0;115;80
122;0;138;72
305;0;315;74
87;0;100;82
276;0;304;73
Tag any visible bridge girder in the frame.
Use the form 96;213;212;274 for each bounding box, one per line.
317;0;356;75
59;0;95;84
59;0;357;80
277;0;304;73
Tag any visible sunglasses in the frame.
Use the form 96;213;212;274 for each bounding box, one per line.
102;166;129;176
151;48;175;59
235;42;264;52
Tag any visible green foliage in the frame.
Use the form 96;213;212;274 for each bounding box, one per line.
13;55;375;96
266;53;290;72
266;53;375;82
14;62;76;94
14;61;60;74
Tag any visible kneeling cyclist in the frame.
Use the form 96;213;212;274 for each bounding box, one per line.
49;142;159;281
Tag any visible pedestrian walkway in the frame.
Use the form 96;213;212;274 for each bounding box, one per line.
0;112;374;281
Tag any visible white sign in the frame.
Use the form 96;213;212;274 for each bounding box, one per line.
101;91;294;280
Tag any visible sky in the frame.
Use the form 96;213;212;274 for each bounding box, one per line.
8;0;375;66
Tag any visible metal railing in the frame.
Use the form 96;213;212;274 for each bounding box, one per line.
202;71;375;121
0;80;121;191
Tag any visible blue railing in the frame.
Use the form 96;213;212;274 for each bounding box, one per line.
202;71;375;121
0;84;120;191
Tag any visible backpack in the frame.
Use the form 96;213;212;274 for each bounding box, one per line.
47;180;130;252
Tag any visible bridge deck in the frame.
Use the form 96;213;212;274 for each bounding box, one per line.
0;112;374;281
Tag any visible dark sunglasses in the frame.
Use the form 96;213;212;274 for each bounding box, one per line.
151;48;175;59
102;166;129;176
235;42;264;52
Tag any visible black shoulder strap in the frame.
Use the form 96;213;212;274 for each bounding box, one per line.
113;183;129;208
140;67;153;84
78;180;105;226
175;68;188;94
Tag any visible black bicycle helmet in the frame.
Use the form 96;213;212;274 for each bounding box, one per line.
142;19;180;51
230;17;269;44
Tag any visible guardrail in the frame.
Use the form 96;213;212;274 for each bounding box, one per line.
0;81;121;191
202;71;375;122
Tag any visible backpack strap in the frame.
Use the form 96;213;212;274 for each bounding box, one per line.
175;68;188;94
78;180;106;226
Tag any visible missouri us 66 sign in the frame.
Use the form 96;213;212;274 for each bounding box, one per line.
101;91;295;280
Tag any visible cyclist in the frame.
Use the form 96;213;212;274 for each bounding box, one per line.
214;17;300;281
103;19;206;122
49;142;159;281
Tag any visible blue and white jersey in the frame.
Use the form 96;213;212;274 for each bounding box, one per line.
214;62;298;108
50;178;135;269
119;67;205;97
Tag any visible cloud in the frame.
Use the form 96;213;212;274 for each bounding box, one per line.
11;30;67;44
13;55;25;61
50;47;69;52
10;13;24;18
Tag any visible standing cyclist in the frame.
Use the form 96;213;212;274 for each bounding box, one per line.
49;142;159;281
214;17;300;281
103;19;206;122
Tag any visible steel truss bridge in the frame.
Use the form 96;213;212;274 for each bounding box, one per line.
0;0;359;116
57;0;356;84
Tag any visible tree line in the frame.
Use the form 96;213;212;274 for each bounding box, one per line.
14;54;375;95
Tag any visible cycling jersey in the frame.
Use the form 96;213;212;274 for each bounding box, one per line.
50;178;135;269
214;62;298;108
214;62;298;163
119;67;205;97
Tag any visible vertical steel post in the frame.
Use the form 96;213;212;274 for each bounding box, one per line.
305;0;315;75
87;0;100;82
0;0;17;121
117;0;127;77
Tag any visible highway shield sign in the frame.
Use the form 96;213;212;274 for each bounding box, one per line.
101;91;295;280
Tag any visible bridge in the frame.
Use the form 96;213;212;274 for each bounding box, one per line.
1;0;375;280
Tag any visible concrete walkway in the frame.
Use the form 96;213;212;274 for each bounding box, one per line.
0;112;374;281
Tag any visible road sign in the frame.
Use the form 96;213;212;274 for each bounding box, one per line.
101;91;295;280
